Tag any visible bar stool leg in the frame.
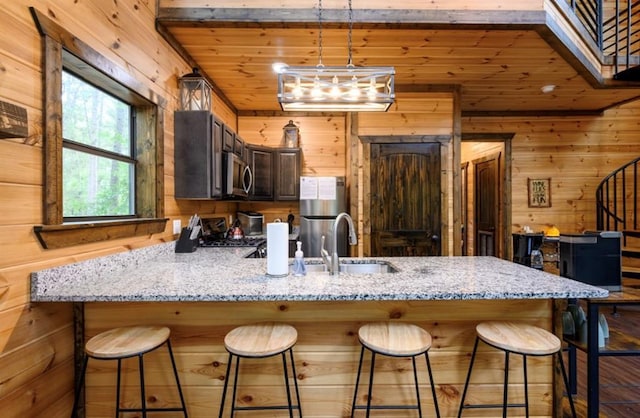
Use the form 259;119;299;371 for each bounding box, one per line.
424;352;441;418
166;339;189;416
218;353;233;418
523;354;529;418
288;348;302;416
138;353;148;418
71;355;89;418
458;336;480;418
116;358;122;418
410;356;423;418
557;351;577;418
365;351;376;418
281;351;294;418
502;351;509;418
351;345;366;418
230;356;241;418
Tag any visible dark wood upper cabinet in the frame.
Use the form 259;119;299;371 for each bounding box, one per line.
234;134;244;157
223;125;234;153
246;144;274;200
174;111;223;199
274;148;301;201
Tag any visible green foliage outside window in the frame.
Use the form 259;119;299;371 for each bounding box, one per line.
61;71;135;218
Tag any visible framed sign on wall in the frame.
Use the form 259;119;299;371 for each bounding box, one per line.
528;178;551;208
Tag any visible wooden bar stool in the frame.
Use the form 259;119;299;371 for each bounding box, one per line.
218;322;302;417
457;321;576;418
351;322;441;417
71;325;188;418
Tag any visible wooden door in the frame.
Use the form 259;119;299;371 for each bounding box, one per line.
474;154;500;256
370;143;441;256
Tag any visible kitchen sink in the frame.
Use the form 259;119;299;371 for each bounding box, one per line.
301;260;398;274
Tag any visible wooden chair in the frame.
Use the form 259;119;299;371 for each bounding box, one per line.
71;325;187;417
218;322;302;417
351;322;441;417
458;321;576;418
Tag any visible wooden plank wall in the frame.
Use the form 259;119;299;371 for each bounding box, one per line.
463;101;640;237
238;115;347;223
83;298;555;418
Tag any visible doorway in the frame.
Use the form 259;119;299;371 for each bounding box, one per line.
461;139;510;258
474;153;500;256
369;143;441;256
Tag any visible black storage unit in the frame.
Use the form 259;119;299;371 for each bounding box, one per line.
174;111;223;199
512;233;544;267
559;231;622;290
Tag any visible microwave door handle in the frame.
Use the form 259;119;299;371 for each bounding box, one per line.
243;165;253;194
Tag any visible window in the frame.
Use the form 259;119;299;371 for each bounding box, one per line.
62;70;135;219
31;7;167;249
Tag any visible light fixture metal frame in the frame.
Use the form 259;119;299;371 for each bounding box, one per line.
275;0;395;112
277;65;395;112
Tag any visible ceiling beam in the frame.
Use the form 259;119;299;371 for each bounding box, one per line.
157;7;547;29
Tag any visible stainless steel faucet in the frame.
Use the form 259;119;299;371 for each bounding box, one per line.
320;212;358;275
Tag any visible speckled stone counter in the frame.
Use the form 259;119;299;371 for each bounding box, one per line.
31;242;607;302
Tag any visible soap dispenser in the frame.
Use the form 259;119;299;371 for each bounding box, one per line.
292;241;307;276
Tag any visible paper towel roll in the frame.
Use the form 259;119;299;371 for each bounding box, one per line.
267;222;289;276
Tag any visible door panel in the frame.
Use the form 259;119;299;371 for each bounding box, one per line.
474;155;499;256
370;143;441;256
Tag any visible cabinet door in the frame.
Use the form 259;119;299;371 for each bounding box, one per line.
174;111;212;199
211;117;224;198
234;134;244;157
275;148;301;200
223;125;234;153
247;145;274;200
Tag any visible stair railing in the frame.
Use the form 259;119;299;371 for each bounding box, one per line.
601;0;640;76
596;156;640;232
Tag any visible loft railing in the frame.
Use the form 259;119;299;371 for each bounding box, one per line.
564;0;640;76
596;156;640;232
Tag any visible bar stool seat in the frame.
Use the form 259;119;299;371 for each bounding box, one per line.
458;321;576;418
351;322;441;417
71;326;188;418
218;322;302;417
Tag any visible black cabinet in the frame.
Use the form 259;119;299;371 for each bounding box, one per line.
275;148;301;200
234;134;244;157
223;125;234;153
174;111;223;199
246;144;274;200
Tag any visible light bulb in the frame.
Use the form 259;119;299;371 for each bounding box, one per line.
367;78;377;100
311;75;323;100
330;76;341;98
292;77;303;99
348;76;360;99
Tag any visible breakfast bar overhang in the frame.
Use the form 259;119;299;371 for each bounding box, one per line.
31;244;607;417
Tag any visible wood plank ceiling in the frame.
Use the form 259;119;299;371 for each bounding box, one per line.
157;5;640;115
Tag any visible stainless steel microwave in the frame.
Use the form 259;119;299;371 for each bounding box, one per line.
223;152;252;199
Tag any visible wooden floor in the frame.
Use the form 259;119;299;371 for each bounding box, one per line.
565;303;640;417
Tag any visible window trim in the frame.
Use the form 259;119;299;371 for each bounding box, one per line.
31;7;167;249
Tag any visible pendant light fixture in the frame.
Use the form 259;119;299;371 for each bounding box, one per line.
275;0;395;112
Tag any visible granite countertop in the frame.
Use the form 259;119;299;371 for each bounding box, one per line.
30;242;608;302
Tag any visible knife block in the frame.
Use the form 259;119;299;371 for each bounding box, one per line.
175;227;198;253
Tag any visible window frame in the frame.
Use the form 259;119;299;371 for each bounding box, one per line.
31;7;167;249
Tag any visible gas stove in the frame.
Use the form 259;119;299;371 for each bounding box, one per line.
200;236;266;248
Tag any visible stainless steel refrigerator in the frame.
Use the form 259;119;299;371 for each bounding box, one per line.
299;176;348;257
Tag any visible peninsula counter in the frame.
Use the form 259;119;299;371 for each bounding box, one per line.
31;243;607;417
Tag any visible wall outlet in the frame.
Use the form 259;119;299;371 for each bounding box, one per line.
172;219;181;235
